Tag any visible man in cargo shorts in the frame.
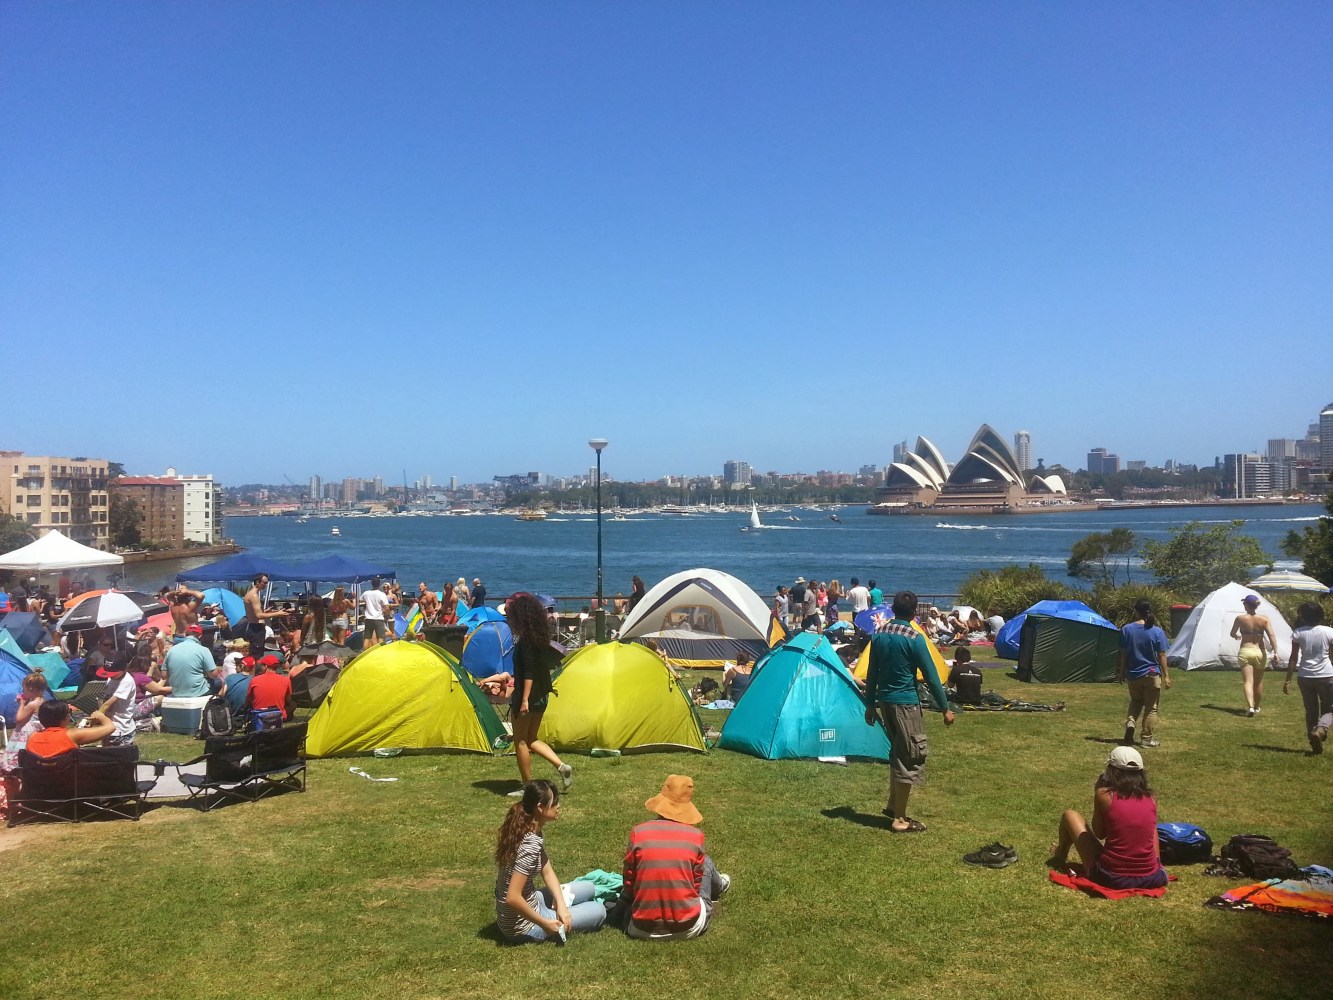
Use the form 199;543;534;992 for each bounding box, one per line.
863;590;955;833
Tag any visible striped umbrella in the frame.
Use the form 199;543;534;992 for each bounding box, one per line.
57;590;168;632
1247;570;1331;594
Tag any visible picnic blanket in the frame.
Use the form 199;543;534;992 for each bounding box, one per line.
1049;864;1173;899
1205;876;1333;920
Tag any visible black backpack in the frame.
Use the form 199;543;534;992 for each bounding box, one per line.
198;696;234;739
1220;834;1303;881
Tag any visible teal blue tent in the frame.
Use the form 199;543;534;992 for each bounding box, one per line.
719;632;889;761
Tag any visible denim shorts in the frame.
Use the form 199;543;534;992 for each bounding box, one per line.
1090;862;1168;890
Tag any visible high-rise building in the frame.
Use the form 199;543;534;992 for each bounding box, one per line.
0;452;111;548
1223;453;1290;498
308;475;321;502
1087;448;1120;475
449;476;458;492
1321;402;1333;471
1267;439;1296;461
421;474;432;490
1126;460;1147;472
1014;431;1031;473
891;440;911;465
372;476;384;496
723;460;752;486
112;470;222;546
341;478;363;504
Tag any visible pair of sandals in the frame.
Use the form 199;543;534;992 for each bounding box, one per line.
881;807;927;833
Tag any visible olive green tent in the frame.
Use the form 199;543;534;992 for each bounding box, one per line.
539;641;706;754
306;641;505;757
1016;612;1121;683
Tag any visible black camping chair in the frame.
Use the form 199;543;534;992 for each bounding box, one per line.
9;745;157;826
176;722;308;812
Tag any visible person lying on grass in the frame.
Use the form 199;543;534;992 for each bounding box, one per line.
494;779;605;944
1048;745;1167;890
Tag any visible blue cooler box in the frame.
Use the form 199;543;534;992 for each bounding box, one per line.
159;696;212;735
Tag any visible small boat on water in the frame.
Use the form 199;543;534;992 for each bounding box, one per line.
515;510;547;521
330;526;341;536
740;501;763;532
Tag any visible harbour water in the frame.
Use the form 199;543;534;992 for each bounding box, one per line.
116;504;1323;601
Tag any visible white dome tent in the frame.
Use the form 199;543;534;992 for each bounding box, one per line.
619;567;776;669
1167;581;1293;671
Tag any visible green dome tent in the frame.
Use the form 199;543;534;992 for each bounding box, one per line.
539;642;706;754
720;631;889;761
306;641;505;757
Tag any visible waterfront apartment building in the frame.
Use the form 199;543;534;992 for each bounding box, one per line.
1222;453;1290;498
0;451;111;549
1321;402;1333;472
111;471;223;546
723;460;752;487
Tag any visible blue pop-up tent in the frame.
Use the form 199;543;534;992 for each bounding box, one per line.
0;644;37;726
719;631;889;761
461;620;515;678
996;600;1121;683
995;600;1116;658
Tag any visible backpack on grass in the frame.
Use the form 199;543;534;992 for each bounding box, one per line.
198;696;233;739
1156;822;1212;864
1219;834;1303;881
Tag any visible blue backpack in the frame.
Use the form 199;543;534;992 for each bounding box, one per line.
1157;822;1213;864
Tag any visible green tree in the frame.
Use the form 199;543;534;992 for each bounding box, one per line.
1140;520;1271;598
1280;488;1333;586
1088;582;1181;633
0;513;35;553
1066;528;1137;586
109;494;142;548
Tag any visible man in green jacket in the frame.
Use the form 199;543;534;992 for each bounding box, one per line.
863;590;955;833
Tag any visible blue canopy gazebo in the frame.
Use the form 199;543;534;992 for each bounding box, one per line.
288;555;396;586
176;554;305;584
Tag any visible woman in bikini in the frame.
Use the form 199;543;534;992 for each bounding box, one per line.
1230;593;1278;716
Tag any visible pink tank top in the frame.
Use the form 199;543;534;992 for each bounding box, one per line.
1099;793;1160;877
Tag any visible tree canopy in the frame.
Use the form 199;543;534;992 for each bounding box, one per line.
1066;528;1137;586
1140;520;1271;598
1280;489;1333;587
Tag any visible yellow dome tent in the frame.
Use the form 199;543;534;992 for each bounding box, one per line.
306;641;505;757
539;642;706;754
853;620;950;687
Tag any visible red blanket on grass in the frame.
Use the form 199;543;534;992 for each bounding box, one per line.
1049;864;1173;899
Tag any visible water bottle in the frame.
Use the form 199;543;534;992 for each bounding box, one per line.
589;748;621;758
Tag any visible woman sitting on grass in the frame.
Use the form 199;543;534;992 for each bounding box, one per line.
494;779;606;944
1048;745;1167;889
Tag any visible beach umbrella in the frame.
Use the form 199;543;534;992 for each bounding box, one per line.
138;611;174;635
1247;570;1330;594
57;590;167;632
297;640;355;662
532;594;558;610
202;587;245;622
853;605;895;633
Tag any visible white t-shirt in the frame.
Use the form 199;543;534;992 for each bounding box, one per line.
362;589;391;621
1291;624;1333;679
221;651;243;678
105;673;138;737
848;586;870;613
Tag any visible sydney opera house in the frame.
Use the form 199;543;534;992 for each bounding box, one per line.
870;424;1068;513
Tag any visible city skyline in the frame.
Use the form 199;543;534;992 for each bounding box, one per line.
4;6;1330;484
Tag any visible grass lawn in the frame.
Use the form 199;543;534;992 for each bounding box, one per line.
2;667;1329;1000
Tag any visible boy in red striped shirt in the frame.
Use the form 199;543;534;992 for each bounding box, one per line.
621;775;731;940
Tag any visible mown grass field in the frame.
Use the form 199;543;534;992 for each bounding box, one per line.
2;666;1329;1000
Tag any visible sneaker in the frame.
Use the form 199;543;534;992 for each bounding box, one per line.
964;843;1018;869
1122;725;1136;746
553;924;568;946
1141;737;1160;748
715;873;732;899
1309;732;1324;755
1254;707;1262;715
1245;708;1257;717
558;763;574;790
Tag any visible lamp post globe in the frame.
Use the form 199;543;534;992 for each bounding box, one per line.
588;438;609;643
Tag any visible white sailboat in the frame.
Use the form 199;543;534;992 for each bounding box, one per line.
741;501;763;532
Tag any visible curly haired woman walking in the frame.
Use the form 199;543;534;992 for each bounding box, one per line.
507;592;573;794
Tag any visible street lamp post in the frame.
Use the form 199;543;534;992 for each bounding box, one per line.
589;438;609;643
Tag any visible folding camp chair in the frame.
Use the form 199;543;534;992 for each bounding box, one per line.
9;745;157;826
177;722;307;812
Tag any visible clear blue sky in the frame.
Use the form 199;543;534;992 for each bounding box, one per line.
3;2;1330;485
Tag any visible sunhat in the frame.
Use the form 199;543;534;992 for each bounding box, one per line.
794;576;806;584
645;774;703;825
1107;746;1144;771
